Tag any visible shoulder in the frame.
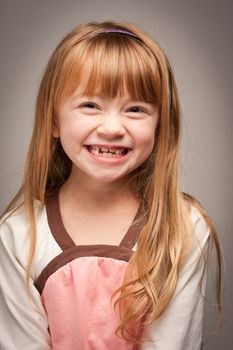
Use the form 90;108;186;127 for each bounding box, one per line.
190;205;211;247
0;200;50;273
0;199;46;240
0;199;63;279
182;192;212;248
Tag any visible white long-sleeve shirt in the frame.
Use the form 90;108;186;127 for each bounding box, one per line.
0;193;210;349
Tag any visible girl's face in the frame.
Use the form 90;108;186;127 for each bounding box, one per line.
53;85;159;185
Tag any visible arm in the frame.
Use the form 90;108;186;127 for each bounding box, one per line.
0;217;52;350
140;208;210;350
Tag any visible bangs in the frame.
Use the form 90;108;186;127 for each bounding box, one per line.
56;33;161;106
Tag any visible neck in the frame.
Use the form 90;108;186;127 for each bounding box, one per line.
60;168;138;209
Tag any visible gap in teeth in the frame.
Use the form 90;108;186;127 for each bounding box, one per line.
88;146;127;156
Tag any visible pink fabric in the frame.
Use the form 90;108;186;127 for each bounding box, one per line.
42;256;141;349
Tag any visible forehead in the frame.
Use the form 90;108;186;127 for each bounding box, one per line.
56;33;161;107
69;77;131;101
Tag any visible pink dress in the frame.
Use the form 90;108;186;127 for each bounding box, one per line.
0;193;210;349
34;191;144;349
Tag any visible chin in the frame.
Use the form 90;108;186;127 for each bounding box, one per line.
93;176;124;183
90;172;130;184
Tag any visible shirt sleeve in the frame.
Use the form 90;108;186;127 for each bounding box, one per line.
0;217;52;350
140;208;210;350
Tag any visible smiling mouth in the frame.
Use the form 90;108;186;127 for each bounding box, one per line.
86;145;129;157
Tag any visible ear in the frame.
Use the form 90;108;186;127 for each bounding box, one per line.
52;115;60;138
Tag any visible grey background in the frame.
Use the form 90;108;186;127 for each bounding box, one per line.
0;0;232;348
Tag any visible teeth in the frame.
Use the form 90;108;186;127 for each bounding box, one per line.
88;146;127;157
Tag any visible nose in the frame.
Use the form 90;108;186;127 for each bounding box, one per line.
96;114;126;138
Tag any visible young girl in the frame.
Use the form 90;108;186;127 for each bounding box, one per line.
0;21;222;349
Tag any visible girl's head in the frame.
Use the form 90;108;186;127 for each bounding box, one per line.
28;20;180;200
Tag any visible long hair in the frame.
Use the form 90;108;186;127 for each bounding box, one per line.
2;21;222;344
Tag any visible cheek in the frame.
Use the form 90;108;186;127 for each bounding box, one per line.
141;135;155;160
136;125;155;148
58;119;86;142
133;122;157;161
58;124;82;158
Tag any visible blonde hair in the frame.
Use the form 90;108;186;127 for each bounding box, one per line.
3;21;222;344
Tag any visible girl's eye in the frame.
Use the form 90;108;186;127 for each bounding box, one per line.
128;106;145;113
81;102;98;109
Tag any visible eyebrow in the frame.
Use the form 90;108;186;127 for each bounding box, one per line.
70;94;155;104
70;93;104;101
